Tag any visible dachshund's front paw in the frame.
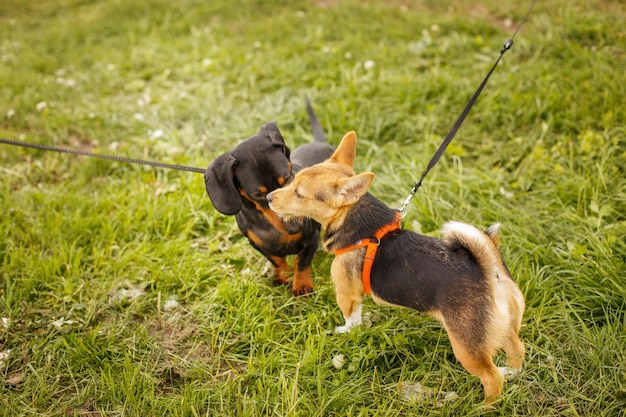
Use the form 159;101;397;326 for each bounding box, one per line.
292;284;314;297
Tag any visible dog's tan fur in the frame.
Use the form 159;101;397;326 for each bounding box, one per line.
267;131;525;404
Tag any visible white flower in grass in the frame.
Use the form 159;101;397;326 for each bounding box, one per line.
344;52;352;59
111;287;144;303
6;109;15;118
154;183;177;197
107;63;116;71
51;317;75;329
399;381;458;407
163;296;180;312
150;129;164;139
364;60;375;70
499;186;514;199
202;58;212;67
0;349;10;367
1;317;9;328
254;41;262;48
134;113;145;121
56;77;76;87
36;101;47;111
332;354;346;369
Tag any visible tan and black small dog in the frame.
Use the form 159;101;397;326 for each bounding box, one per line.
267;131;525;404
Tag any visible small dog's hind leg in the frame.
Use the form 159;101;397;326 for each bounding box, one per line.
499;283;525;375
500;331;525;375
447;332;503;404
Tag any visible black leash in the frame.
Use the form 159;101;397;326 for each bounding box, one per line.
398;0;538;215
0;138;206;174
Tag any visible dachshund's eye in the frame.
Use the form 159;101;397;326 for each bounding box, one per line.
253;191;266;199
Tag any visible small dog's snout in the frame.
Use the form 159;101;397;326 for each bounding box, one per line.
266;192;274;204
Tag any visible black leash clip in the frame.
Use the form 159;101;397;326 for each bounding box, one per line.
501;38;514;54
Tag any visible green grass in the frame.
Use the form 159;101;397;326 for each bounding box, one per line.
1;0;625;415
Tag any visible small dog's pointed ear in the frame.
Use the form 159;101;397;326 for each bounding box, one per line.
335;172;374;206
485;223;501;248
205;153;242;215
330;131;357;167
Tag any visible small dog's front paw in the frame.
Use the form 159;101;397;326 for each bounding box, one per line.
334;325;352;334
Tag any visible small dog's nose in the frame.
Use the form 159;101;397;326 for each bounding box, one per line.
266;192;274;203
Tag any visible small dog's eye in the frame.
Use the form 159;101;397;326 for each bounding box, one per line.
295;189;303;199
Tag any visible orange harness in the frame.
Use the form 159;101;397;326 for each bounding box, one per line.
332;212;402;295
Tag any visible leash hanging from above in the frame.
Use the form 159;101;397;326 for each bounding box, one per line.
0;138;206;174
398;0;538;217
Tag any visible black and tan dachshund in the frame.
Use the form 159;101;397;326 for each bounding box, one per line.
204;102;334;296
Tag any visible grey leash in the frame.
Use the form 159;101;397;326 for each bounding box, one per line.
0;138;206;174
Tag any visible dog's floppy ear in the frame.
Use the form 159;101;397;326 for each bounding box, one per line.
334;172;375;206
205;153;241;215
330;131;357;167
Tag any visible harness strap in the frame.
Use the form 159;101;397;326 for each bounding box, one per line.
332;212;402;294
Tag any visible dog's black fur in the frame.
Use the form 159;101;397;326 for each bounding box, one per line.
204;101;334;296
266;132;525;403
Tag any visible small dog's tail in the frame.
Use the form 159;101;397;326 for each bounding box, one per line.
305;97;326;143
441;221;525;346
441;222;515;286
